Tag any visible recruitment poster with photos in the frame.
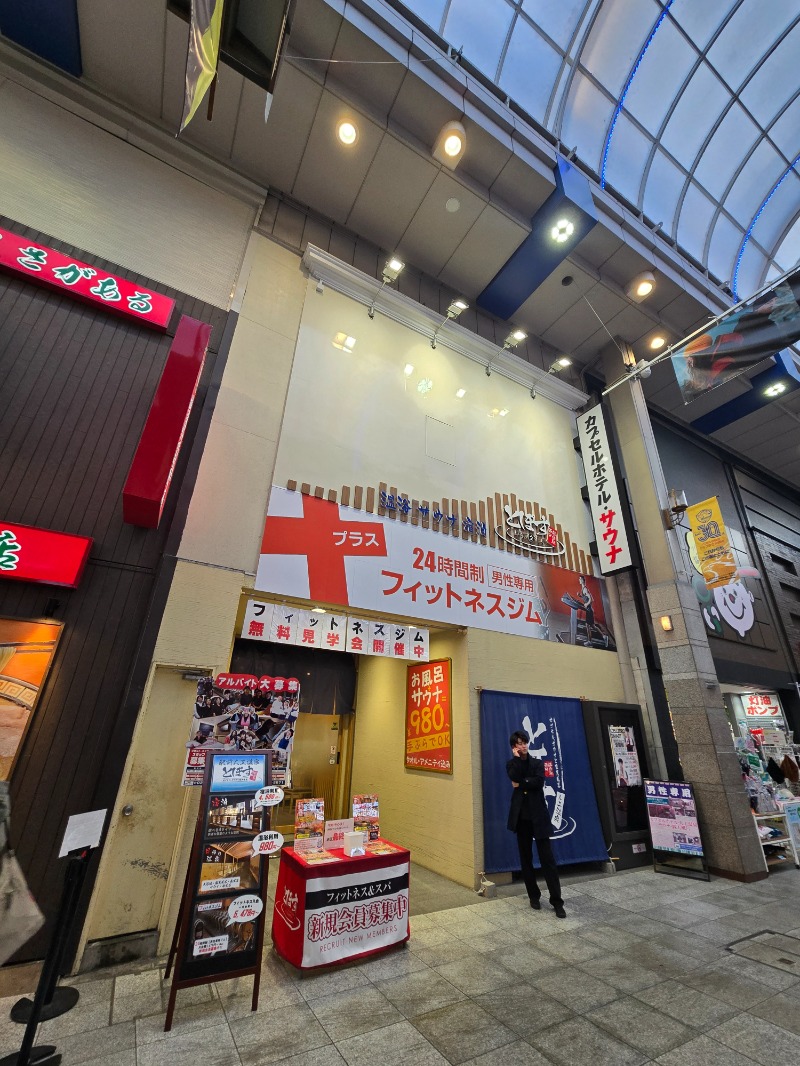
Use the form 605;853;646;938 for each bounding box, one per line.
608;725;642;787
644;780;704;857
180;752;277;982
183;673;300;787
295;798;324;855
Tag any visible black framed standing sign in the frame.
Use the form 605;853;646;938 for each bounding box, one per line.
644;779;710;881
164;752;284;1030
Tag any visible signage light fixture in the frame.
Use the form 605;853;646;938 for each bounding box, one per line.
548;356;572;374
368;256;405;317
432;297;469;347
502;329;527;350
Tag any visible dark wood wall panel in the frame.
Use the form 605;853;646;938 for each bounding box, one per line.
0;215;229;958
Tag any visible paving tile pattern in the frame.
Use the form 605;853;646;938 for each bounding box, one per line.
1;864;798;1064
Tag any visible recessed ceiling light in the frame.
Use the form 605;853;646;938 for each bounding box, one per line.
551;218;574;243
650;335;666;350
765;382;787;397
403;363;414;376
433;120;467;169
455;388;466;398
445;197;461;213
417;378;433;394
337;121;358;146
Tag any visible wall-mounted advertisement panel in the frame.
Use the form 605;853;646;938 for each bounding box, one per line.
406;659;451;774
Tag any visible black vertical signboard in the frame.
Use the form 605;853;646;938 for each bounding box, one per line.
164;752;284;1030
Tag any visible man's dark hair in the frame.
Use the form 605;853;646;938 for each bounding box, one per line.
509;730;529;749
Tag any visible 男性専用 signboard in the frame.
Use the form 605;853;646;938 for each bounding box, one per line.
405;659;452;773
644;780;704;857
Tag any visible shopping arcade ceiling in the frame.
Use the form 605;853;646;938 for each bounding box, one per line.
2;0;800;487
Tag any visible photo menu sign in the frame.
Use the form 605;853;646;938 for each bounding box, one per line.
180;753;275;981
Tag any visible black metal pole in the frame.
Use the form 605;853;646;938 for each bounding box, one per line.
1;849;93;1066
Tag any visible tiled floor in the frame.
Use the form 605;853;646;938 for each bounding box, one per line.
2;863;800;1065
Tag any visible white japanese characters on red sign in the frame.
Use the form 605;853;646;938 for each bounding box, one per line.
576;405;633;575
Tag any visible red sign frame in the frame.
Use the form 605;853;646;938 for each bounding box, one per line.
405;658;452;774
0;225;175;330
0;522;92;588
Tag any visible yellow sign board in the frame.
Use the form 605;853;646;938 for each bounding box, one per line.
686;496;737;589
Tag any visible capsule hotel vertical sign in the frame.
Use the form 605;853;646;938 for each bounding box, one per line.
577;404;632;575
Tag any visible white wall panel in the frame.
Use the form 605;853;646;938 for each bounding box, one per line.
0;81;255;308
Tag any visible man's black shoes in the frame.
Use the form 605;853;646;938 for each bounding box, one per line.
554;905;567;919
530;898;541;910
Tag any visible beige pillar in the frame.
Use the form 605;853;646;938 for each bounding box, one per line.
603;341;766;880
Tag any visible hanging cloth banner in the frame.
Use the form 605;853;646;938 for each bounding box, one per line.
479;691;608;873
671;268;800;403
686;496;737;590
180;0;225;132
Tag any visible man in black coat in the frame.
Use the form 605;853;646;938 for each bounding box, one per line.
507;730;566;917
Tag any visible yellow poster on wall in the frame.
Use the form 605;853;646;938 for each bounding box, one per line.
686;496;737;589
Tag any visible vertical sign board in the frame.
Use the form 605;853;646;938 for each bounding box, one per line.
576;404;633;575
405;659;452;773
164;752;283;1029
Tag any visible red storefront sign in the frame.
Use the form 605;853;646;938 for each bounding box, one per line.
122;316;211;528
0;226;175;330
0;522;92;588
405;659;452;774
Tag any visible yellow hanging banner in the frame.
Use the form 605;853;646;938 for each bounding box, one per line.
686;496;737;589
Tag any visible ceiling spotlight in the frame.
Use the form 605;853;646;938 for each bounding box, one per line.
765;382;787;397
626;270;656;302
382;256;404;283
403;363;414;376
548;356;572;374
337;120;358;146
551;218;574;243
455;388;466;398
503;329;527;350
433;120;467;169
649;335;666;350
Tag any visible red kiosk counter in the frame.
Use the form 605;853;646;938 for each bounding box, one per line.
271;841;411;970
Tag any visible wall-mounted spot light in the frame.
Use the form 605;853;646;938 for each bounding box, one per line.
368;256;405;317
548;356;572;374
337;120;358;146
550;218;574;243
626;270;656;302
659;615;674;632
765;382;787;397
432;298;469;347
432;120;466;169
503;329;527;350
332;332;356;353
